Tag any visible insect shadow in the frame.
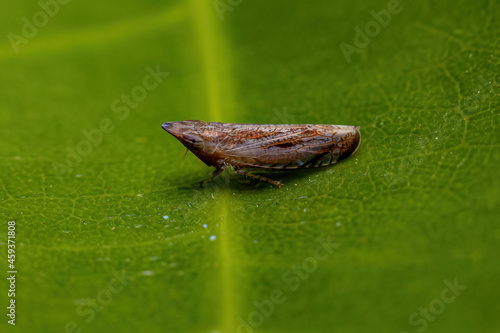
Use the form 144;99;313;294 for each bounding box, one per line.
229;167;325;191
163;163;344;193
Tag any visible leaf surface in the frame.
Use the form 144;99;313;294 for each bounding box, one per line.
0;0;499;332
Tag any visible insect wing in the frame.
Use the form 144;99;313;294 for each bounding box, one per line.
212;124;360;169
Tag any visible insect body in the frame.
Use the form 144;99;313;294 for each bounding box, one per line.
162;120;361;187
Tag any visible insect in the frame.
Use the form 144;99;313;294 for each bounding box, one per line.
162;120;361;187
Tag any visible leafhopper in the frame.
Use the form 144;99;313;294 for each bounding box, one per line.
162;121;361;187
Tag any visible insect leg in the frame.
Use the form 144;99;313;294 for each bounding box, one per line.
199;165;226;187
234;168;283;188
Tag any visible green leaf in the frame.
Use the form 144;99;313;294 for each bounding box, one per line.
1;0;499;332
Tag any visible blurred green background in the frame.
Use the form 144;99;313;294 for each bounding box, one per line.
1;0;499;332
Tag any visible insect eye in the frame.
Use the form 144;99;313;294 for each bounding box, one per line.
182;133;204;149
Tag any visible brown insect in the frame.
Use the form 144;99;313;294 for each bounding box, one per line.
162;121;361;187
